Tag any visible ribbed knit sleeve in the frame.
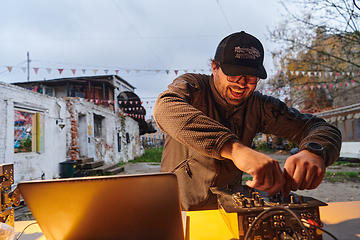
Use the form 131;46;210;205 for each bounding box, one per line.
153;74;237;160
257;93;342;166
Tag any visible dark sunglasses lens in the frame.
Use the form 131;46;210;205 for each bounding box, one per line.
227;76;258;83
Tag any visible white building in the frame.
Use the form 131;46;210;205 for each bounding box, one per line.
2;75;147;184
315;103;360;159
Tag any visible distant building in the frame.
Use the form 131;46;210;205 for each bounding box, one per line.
1;75;152;183
141;119;164;148
315;103;360;159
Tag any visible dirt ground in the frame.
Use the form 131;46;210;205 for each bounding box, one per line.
14;153;360;221
118;153;360;203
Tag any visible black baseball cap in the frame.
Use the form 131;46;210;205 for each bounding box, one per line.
214;31;267;79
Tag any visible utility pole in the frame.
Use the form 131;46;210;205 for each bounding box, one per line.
27;52;30;82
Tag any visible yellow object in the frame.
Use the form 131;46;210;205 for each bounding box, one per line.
185;210;235;240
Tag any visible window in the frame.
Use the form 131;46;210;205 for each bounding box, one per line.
354;119;360;140
345;119;354;140
94;114;105;138
336;121;345;141
14;109;44;153
117;133;121;152
45;88;54;97
70;85;85;98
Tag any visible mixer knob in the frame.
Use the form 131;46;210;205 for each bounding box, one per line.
290;195;295;204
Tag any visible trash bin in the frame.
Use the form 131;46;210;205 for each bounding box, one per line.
60;160;77;178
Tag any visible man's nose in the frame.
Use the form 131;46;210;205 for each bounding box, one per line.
237;76;247;86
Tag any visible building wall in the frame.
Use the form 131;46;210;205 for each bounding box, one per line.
0;81;144;185
315;103;360;159
64;98;143;164
141;119;165;148
0;82;67;184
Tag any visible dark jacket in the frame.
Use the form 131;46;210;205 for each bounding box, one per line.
153;73;341;211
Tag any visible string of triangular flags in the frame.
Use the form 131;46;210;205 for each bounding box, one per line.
287;70;360;77
1;65;210;76
82;99;158;120
257;80;358;95
118;112;145;119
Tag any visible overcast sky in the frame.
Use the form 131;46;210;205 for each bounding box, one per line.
0;0;285;118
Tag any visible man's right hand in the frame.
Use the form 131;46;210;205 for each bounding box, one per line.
220;139;285;196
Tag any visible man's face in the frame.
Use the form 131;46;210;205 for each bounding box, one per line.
212;62;258;106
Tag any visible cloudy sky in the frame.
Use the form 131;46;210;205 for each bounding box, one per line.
0;0;286;118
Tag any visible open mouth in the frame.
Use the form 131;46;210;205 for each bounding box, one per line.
229;87;245;98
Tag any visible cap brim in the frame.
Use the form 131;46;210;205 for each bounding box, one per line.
220;63;267;79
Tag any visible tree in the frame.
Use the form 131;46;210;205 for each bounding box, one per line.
268;0;360;112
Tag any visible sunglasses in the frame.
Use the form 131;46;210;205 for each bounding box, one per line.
226;75;259;84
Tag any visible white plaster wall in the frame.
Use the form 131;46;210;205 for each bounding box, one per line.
115;116;144;163
0;82;67;184
340;142;360;158
68;98;143;164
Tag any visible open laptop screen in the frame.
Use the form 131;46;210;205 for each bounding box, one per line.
18;172;184;240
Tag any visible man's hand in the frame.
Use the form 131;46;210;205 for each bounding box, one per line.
221;140;285;196
282;150;326;197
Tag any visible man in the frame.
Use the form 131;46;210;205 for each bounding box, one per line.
153;31;341;211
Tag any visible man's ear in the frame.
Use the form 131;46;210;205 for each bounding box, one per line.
211;61;217;74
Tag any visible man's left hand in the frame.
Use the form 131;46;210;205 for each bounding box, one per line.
282;150;326;197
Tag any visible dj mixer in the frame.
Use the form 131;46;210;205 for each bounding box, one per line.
211;184;327;240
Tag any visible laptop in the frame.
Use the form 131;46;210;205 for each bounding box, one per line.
17;172;185;240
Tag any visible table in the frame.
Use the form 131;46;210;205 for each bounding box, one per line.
14;201;360;240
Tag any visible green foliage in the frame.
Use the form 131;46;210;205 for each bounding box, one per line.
286;142;298;151
18;136;32;152
324;171;360;182
332;161;360;167
242;176;253;182
255;142;277;153
255;142;268;151
129;147;163;163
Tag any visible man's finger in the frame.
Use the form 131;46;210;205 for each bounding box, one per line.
299;166;317;190
264;163;284;196
290;164;306;191
245;173;263;189
307;168;325;189
282;162;295;197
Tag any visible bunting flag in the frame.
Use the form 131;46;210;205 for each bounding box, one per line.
286;70;360;78
3;64;359;79
257;79;358;95
34;68;39;74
